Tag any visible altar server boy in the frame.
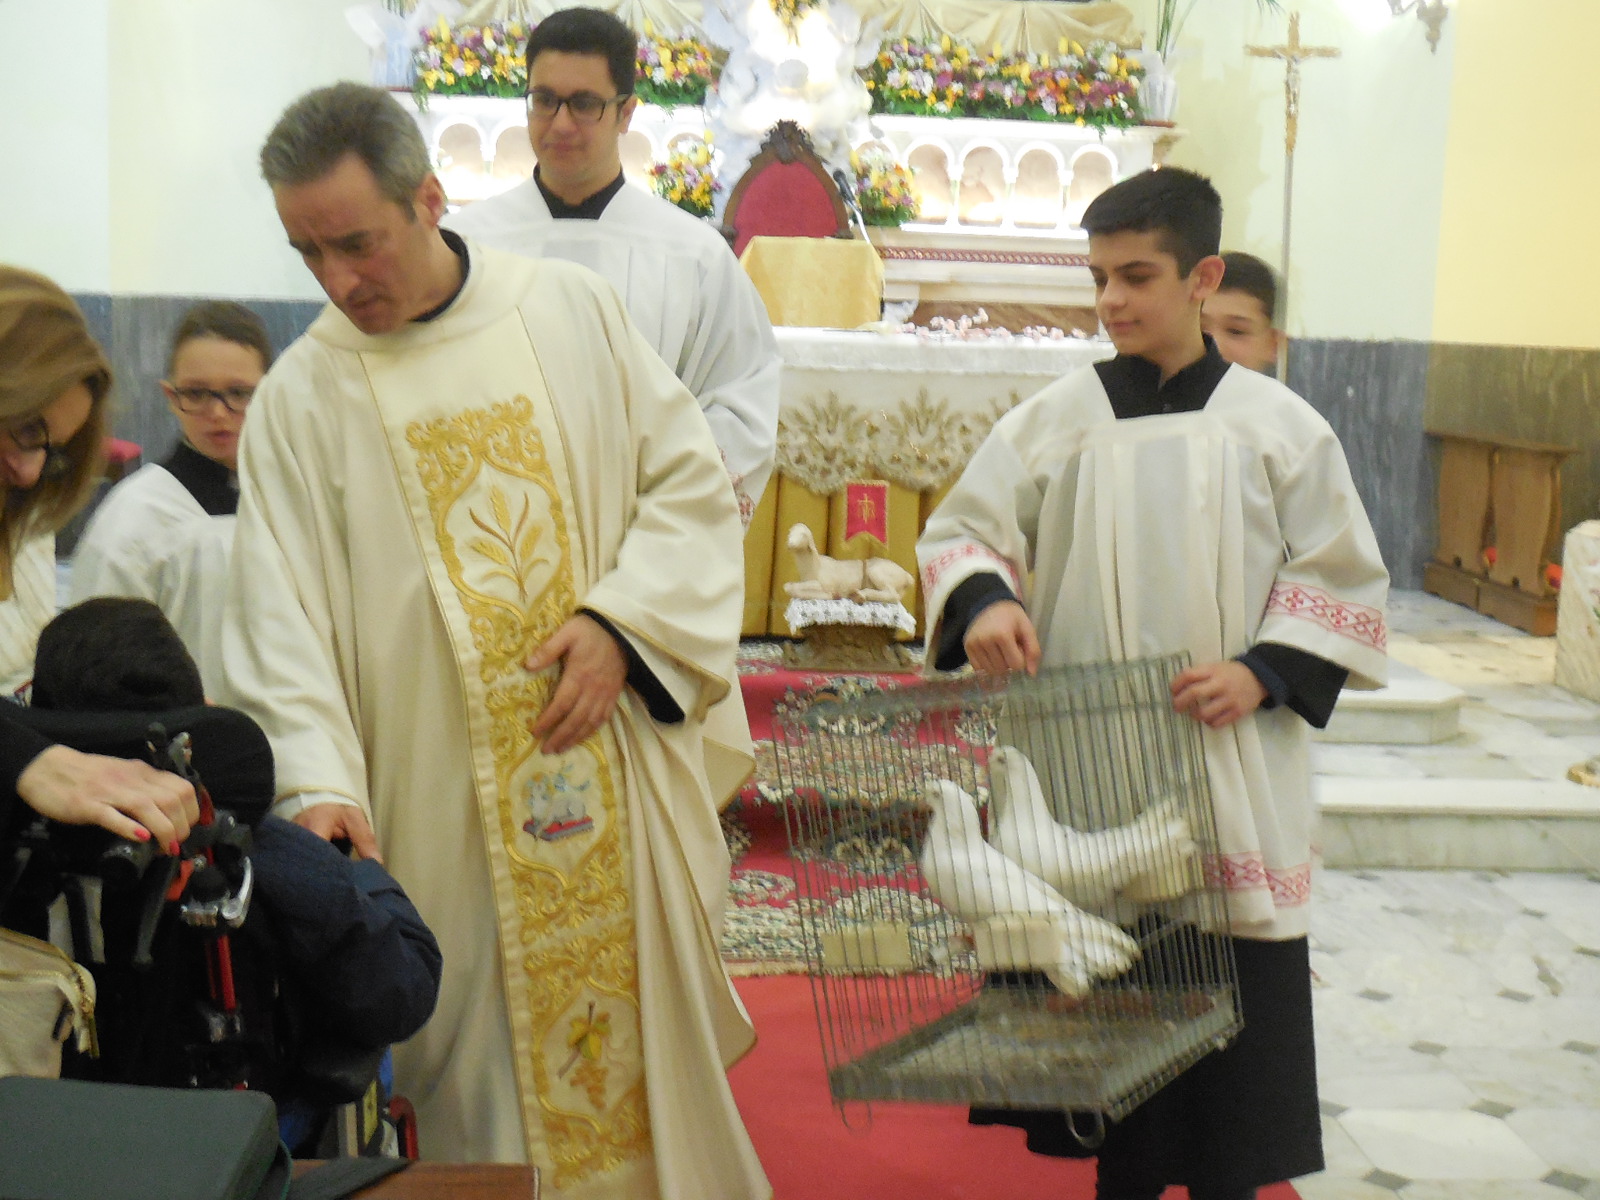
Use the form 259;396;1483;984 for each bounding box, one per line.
917;167;1389;1200
1203;250;1286;374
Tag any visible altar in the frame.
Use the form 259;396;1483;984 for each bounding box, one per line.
743;326;1112;635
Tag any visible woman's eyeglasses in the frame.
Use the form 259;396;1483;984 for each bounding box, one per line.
2;417;72;483
168;385;255;414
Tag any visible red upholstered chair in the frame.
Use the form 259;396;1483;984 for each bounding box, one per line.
722;121;852;258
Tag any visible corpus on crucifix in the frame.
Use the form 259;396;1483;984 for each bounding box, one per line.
1246;12;1339;354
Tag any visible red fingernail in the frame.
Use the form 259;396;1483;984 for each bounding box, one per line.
168;840;181;855
133;828;151;842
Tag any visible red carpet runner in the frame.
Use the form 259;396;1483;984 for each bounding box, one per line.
730;975;1302;1200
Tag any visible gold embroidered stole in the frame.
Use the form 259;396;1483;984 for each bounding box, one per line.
362;321;651;1191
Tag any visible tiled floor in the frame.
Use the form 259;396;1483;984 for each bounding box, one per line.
1301;592;1600;1198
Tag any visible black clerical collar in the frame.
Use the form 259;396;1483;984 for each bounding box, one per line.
413;228;471;324
534;168;626;220
1093;334;1232;420
162;440;238;517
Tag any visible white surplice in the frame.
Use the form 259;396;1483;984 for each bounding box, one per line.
69;466;235;695
919;363;1389;940
0;532;57;693
218;244;765;1199
446;180;780;519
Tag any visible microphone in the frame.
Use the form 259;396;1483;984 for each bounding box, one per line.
832;168;869;239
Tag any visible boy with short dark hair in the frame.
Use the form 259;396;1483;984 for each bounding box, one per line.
1203;251;1285;374
918;167;1389;1200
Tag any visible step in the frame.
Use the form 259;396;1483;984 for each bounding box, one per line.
1316;660;1465;746
1317;777;1600;872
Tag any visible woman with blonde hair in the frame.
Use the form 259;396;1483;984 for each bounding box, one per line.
0;264;196;852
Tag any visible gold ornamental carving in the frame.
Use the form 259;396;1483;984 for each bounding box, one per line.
777;389;1023;495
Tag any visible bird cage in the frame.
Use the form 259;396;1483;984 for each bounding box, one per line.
773;653;1241;1126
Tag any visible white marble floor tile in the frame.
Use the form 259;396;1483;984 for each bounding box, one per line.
1444;1046;1600;1109
1398;1182;1591;1200
1316;1113;1375;1177
1317;1071;1476;1111
1504;1107;1600;1178
1337;1109;1548;1180
1288;1177;1398;1200
1492;875;1600;946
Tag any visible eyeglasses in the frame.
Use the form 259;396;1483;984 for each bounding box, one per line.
2;417;72;483
525;88;630;124
168;385;255;414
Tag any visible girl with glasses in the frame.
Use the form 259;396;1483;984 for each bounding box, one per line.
0;264;198;852
71;301;273;696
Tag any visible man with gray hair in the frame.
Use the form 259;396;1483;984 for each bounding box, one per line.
221;81;767;1196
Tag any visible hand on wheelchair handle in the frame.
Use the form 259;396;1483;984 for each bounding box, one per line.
17;744;200;851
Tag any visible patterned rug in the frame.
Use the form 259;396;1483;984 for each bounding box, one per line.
723;646;928;973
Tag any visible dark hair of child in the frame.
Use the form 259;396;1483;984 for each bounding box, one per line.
166;300;274;377
1081;167;1223;276
1218;252;1280;324
32;597;204;712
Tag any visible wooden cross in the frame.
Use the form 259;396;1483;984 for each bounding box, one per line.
1246;12;1339;369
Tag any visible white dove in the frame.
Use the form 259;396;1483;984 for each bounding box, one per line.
986;745;1201;909
919;779;1139;996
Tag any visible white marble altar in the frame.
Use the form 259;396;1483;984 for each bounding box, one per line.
771;325;1109;493
1556;520;1600;704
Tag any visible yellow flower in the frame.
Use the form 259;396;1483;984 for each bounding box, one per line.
435;16;450;39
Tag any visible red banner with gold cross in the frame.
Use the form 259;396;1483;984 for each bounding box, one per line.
844;480;890;546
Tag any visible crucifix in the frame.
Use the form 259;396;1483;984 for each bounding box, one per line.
1247;12;1339;356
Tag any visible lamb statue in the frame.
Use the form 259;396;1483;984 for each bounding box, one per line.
783;523;914;604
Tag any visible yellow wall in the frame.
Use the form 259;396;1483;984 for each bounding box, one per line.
1432;0;1600;349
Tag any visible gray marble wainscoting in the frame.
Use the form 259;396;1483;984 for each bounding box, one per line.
1289;338;1436;591
75;293;321;462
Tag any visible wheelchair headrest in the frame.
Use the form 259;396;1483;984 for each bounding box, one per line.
7;704;275;827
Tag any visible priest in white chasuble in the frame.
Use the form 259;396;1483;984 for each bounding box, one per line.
225;82;767;1199
445;6;780;523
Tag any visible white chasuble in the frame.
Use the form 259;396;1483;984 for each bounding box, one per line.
920;363;1389;941
220;249;765;1198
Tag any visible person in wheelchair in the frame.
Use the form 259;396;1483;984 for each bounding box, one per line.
5;597;443;1151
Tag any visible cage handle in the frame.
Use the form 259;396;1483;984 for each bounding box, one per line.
1066;1109;1107;1150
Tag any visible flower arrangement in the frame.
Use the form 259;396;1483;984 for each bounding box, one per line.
649;136;722;218
865;37;1144;127
635;30;720;109
413;18;531;101
413;20;720;109
851;146;919;227
865;39;970;117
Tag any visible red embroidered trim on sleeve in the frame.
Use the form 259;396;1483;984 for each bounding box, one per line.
1265;583;1387;652
921;543;1020;597
1203;853;1312;908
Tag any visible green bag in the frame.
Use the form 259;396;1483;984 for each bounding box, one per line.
0;1076;290;1200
